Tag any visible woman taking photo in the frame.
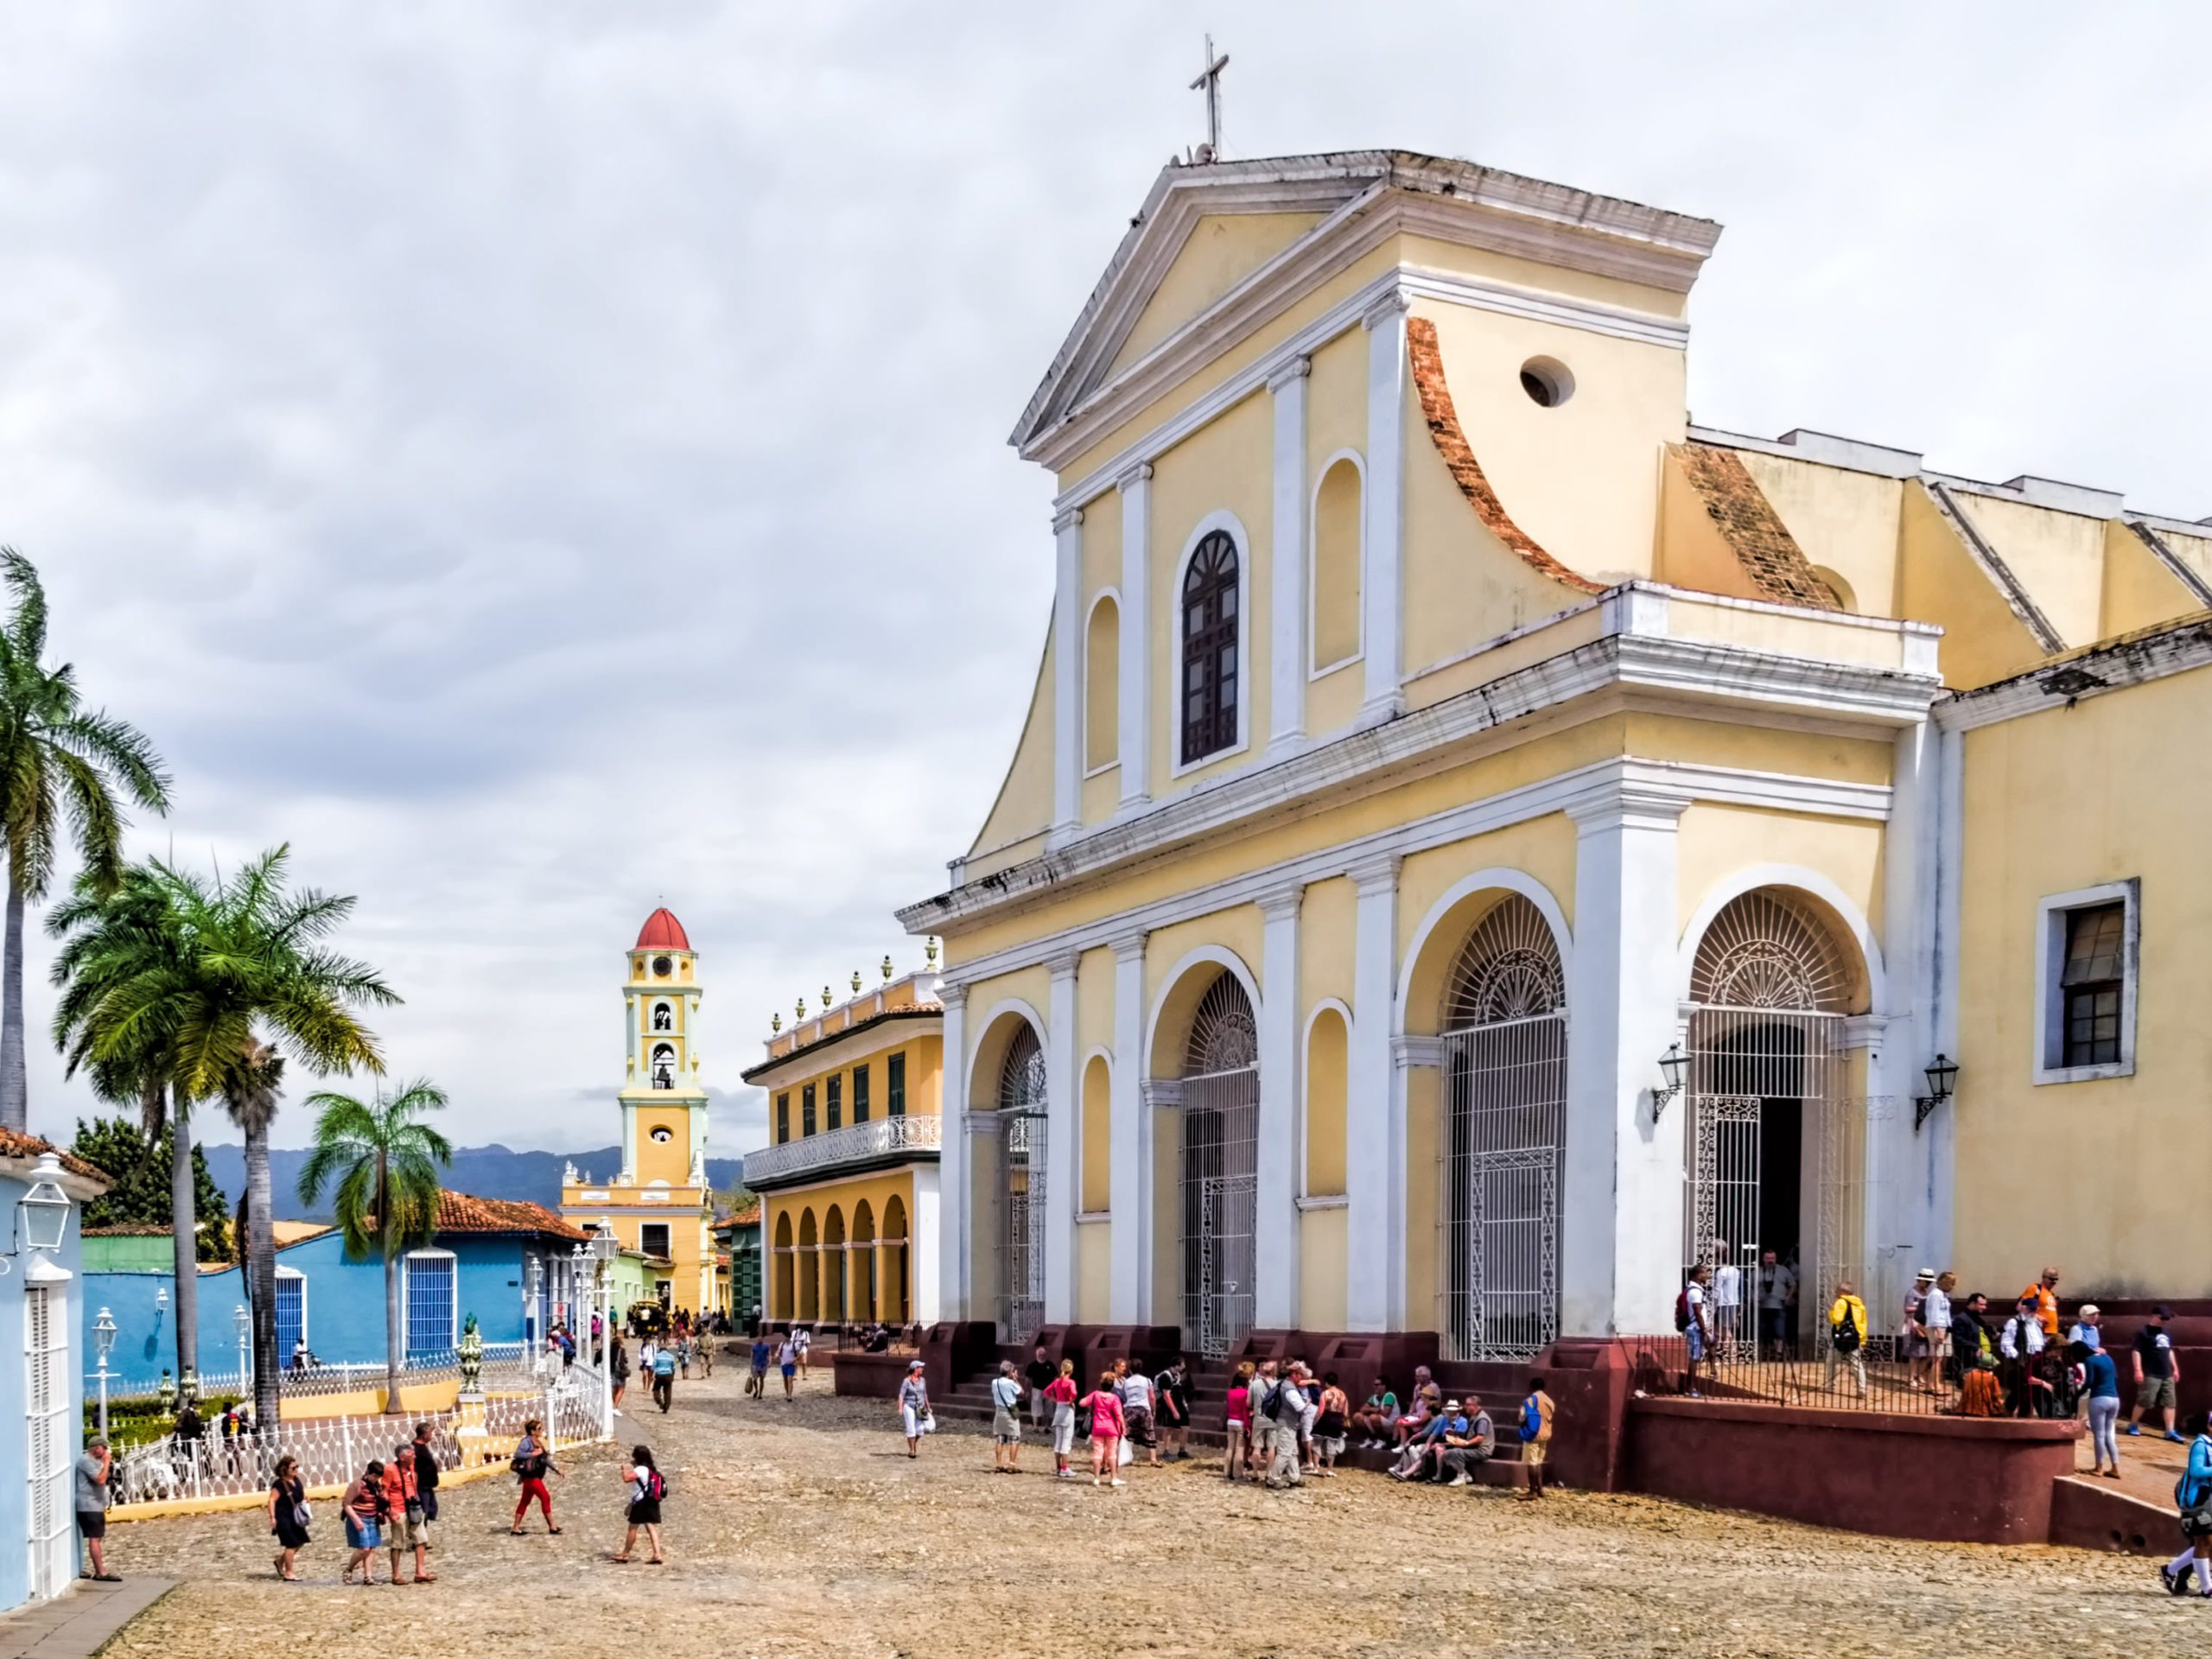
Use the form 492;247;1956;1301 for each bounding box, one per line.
266;1454;309;1581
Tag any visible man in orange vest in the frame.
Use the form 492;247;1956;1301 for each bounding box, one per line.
2020;1268;2061;1338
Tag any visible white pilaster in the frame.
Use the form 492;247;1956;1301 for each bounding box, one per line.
911;1165;942;1324
1117;464;1154;810
1560;785;1688;1338
1254;885;1302;1327
936;982;970;1322
1044;951;1081;1324
1050;506;1084;842
1359;292;1408;726
1267;357;1310;757
1344;854;1399;1330
1108;931;1147;1322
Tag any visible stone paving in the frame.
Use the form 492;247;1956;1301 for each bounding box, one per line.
88;1362;2212;1657
0;1578;173;1659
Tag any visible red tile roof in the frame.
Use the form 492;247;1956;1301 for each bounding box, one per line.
635;907;690;950
429;1191;590;1240
85;1223;172;1236
0;1125;109;1184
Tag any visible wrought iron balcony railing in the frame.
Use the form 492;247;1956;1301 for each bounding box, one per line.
741;1111;941;1188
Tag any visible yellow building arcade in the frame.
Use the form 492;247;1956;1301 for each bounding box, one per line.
562;908;723;1316
896;147;2212;1361
741;966;943;1328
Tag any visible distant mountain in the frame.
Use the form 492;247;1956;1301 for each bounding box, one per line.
198;1142;747;1221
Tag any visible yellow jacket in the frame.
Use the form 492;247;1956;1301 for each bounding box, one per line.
1827;1294;1868;1341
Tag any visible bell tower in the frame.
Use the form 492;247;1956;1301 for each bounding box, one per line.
621;907;708;1188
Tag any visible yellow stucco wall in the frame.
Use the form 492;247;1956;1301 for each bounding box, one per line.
2099;518;2201;638
1077;1217;1110;1322
766;1168;921;1322
1106;212;1326;379
1736;450;1905;620
1897;485;2050;690
1959;494;2102;654
1675;804;1885;948
1298;1205;1348;1332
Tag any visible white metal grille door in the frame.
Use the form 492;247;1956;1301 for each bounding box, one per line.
26;1286;73;1600
995;1025;1048;1344
1180;975;1257;1359
1440;896;1567;1360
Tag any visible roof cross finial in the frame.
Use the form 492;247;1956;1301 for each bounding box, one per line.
1189;35;1228;162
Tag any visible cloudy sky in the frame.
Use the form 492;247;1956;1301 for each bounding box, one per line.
6;3;2205;1155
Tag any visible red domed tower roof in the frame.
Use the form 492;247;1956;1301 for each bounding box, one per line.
635;907;690;950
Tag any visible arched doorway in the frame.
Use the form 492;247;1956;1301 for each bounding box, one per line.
1685;887;1858;1350
798;1208;819;1321
883;1195;910;1323
823;1205;848;1323
772;1211;793;1321
1180;973;1258;1358
1440;895;1567;1359
995;1024;1048;1344
852;1201;877;1322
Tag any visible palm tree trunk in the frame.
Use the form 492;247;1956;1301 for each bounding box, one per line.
0;878;25;1133
165;1091;200;1382
245;1122;279;1452
384;1242;403;1414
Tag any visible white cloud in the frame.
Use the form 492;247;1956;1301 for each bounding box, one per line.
6;3;2206;1152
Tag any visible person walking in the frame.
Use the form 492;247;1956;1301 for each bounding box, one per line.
696;1327;714;1378
1901;1268;1936;1391
652;1343;677;1414
779;1332;799;1400
2128;1305;2184;1441
509;1418;563;1535
1046;1358;1079;1479
1823;1279;1869;1399
410;1422;441;1575
611;1336;631;1409
1265;1361;1318;1490
1224;1362;1254;1482
612;1446;666;1565
990;1360;1025;1472
1155;1357;1193;1462
74;1438;118;1583
2078;1339;2122;1479
1081;1370;1126;1486
381;1437;430;1584
897;1360;931;1459
1023;1345;1055;1431
1519;1375;1555;1500
266;1453;309;1581
1248;1361;1281;1478
340;1460;387;1585
2161;1413;2212;1598
1924;1272;1956;1387
794;1325;811;1379
747;1332;770;1399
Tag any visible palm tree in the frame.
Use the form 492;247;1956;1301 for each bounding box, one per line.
0;549;170;1132
296;1082;452;1413
50;866;204;1383
70;847;395;1436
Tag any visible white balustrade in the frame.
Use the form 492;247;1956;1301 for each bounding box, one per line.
741;1112;941;1187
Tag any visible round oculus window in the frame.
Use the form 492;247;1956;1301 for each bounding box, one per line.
652;955;673;977
1518;356;1574;408
650;1126;673;1143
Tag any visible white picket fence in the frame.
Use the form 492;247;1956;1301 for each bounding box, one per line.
97;1343;534;1409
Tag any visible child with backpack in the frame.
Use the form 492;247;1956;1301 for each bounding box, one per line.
2161;1413;2212;1598
1519;1375;1554;1500
613;1445;666;1565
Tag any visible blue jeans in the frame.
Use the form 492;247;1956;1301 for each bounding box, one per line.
2088;1395;2120;1465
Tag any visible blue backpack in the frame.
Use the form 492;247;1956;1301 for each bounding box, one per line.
1521;1393;1542;1440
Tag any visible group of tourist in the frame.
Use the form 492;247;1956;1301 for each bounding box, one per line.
286;1421;447;1586
745;1328;808;1398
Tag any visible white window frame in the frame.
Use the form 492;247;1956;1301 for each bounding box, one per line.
274;1263;308;1355
401;1247;459;1357
1082;588;1122;779
1168;511;1253;779
1307;449;1366;680
2032;878;2139;1084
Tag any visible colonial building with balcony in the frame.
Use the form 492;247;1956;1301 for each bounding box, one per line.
741;966;944;1326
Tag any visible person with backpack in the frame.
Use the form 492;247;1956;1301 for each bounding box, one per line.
2160;1413;2212;1598
1519;1375;1554;1501
509;1418;563;1535
381;1434;429;1584
1677;1265;1714;1395
1264;1360;1318;1490
1155;1357;1193;1462
1824;1279;1869;1399
652;1343;678;1413
1045;1358;1079;1479
613;1445;667;1565
1081;1370;1126;1487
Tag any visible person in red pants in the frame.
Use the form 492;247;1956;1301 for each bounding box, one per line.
509;1418;563;1534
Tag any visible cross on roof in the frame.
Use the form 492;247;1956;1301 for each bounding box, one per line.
1189;35;1228;161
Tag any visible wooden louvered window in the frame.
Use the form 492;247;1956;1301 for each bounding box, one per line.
852;1064;870;1123
887;1052;906;1116
801;1083;817;1136
2061;903;2126;1067
775;1093;790;1143
827;1073;842;1131
1180;531;1240;766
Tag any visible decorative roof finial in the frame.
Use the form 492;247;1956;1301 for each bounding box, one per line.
881;954;894;982
771;1012;781;1033
851;969;862;995
821;985;831;1011
796;996;806;1023
925;937;939;968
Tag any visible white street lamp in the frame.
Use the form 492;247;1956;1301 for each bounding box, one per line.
92;1307;118;1438
15;1152;71;1252
234;1303;252;1394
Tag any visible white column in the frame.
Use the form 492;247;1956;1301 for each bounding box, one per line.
1560;784;1689;1337
936;982;969;1323
1267;356;1310;757
911;1165;942;1324
1050;506;1084;842
1108;930;1147;1322
1044;951;1080;1324
1254;885;1302;1328
1359;291;1408;726
1117;463;1153;809
1344;854;1399;1330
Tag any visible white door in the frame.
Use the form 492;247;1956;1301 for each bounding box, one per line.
26;1286;74;1599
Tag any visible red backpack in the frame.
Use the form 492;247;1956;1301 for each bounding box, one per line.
1673;1287;1692;1332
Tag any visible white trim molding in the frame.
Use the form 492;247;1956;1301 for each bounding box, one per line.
1674;862;1890;1017
1082;588;1123;777
1141;942;1262;1080
1308;446;1368;680
1117;463;1154;809
2032;879;2140;1085
1394;867;1574;1031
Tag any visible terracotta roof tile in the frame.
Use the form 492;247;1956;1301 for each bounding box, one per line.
0;1125;109;1184
1675;442;1840;609
422;1190;590;1240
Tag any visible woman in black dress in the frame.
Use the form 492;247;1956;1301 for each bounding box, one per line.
265;1454;310;1580
612;1445;664;1564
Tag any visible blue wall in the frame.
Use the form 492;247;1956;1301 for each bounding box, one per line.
83;1230;559;1392
1;1165;92;1613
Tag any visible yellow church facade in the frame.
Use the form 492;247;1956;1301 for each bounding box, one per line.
561;908;724;1317
741;969;944;1328
896;148;2212;1361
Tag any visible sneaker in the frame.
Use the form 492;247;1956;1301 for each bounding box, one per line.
2167;1432;2189;1443
2126;1424;2142;1436
2162;1565;2191;1596
1446;1472;1471;1487
1110;1478;1126;1487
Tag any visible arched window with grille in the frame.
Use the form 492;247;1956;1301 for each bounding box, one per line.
995;1023;1048;1344
1440;896;1567;1359
1180;530;1240;766
1180;972;1257;1357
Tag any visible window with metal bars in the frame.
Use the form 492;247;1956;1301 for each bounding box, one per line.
827;1073;843;1130
1180;530;1240;766
2061;902;2126;1067
404;1253;455;1360
852;1063;870;1123
801;1083;817;1136
776;1092;789;1142
887;1052;906;1116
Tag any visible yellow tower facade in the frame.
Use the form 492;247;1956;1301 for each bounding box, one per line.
562;907;724;1316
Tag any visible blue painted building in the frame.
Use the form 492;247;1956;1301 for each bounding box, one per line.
82;1191;592;1394
2;1130;109;1611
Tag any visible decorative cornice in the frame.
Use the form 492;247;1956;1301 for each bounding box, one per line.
1115;461;1154;492
1936;612;2212;734
1141;1080;1185;1109
1265;354;1311;391
1052;505;1084;534
1361;288;1412;330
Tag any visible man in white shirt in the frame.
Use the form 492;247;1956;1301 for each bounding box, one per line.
1118;1363;1159;1466
1712;1241;1743;1353
1262;1362;1317;1490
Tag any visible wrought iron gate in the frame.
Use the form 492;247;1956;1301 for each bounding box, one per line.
995;1026;1048;1344
1180;974;1258;1359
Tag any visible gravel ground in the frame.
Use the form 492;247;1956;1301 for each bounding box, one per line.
101;1362;2200;1658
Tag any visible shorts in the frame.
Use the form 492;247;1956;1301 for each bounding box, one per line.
781;1363;797;1378
1123;1406;1155;1446
389;1510;424;1549
1052;1405;1075;1454
1317;1436;1345;1459
1522;1439;1549;1467
1686;1325;1707;1362
1929;1329;1953;1358
77;1510;105;1541
2139;1375;2178;1410
626;1497;663;1527
345;1515;382;1550
993;1409;1021;1443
